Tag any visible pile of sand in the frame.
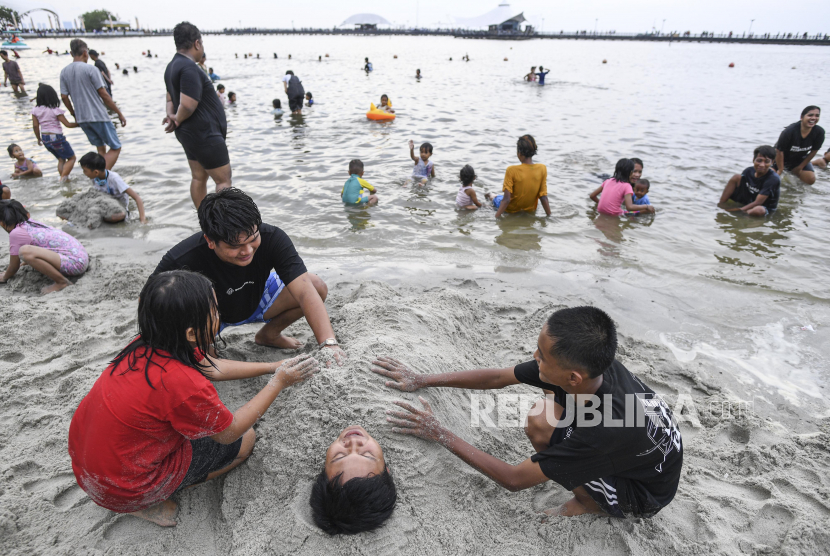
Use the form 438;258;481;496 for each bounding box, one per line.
1;249;828;555
56;188;125;229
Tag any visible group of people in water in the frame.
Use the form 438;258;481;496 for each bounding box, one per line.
0;21;824;537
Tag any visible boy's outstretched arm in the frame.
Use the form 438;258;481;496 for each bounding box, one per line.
388;397;549;492
125;188;146;224
408;140;418;162
371;357;519;392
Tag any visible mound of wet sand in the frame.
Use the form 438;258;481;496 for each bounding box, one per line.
0;248;828;555
56;188;124;229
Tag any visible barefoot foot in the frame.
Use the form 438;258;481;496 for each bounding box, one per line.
254;332;303;349
41;280;71;295
129;499;178;527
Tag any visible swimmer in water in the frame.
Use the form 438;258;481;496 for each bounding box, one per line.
309;425;397;535
524;66;538;82
719;145;781;217
630;158;643;185
379;94;394;113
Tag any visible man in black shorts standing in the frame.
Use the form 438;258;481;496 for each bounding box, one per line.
151;188;346;362
163;22;231;208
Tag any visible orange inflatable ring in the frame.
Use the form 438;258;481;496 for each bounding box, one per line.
367;103;395;121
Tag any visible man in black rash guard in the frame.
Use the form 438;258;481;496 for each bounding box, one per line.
372;306;683;519
151;188;345;363
775;105;823;186
163;22;231;208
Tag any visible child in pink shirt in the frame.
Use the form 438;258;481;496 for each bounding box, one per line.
590;158;655;216
32;84;78;182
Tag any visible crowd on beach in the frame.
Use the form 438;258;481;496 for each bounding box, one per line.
0;20;825;537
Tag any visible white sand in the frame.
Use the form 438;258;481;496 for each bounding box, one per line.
1;237;828;555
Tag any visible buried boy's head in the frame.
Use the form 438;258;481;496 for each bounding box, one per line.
309;425;397;535
534;306;618;388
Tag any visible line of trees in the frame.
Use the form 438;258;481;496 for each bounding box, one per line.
80;10;116;31
1;6;21;28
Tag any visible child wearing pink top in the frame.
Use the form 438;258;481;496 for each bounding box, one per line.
590;158;655;216
0;199;88;295
32;84;78;182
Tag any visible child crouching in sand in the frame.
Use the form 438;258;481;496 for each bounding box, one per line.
0;199;88;294
79;152;146;224
68;270;319;527
342;159;378;206
456;165;481;210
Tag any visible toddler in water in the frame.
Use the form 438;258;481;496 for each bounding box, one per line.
272;99;284;116
341;159;379;206
228;92;237;105
456;165;482;210
31;84;78;182
408;140;435;184
379;94;394;113
305;92;314;106
79;153;146;224
632;179;650;205
8;144;42;179
589;158;655;215
217;84;227;105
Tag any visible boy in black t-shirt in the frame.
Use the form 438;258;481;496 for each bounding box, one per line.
372;306;682;518
719;145;781;216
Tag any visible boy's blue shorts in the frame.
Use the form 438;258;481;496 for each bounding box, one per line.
42;133;75;160
492;194;504;209
219;272;285;332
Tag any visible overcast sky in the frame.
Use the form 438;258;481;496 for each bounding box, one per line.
25;0;830;34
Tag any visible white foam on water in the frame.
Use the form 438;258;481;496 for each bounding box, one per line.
660;321;825;407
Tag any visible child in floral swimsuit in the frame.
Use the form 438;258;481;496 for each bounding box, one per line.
0;199;88;294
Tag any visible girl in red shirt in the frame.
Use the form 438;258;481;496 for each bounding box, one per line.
68;270;318;526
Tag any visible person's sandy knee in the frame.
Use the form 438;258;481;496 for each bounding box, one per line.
239;428;256;461
311;273;328;302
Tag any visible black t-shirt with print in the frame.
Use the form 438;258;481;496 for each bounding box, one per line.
164;53;227;143
514;359;683;517
151;224;307;324
776;121;825;170
733;167;781;211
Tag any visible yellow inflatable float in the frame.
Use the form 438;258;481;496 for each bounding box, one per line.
366;103;395;121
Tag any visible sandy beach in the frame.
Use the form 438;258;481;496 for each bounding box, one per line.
1;230;828;555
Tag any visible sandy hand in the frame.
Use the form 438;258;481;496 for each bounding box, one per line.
271;354;319;388
387;397;444;442
371;356;422;392
321;345;346;367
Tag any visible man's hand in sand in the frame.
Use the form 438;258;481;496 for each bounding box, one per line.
386;397;445;443
371;357;423;392
270;354;319;388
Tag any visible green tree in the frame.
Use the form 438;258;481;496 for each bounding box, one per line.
0;7;21;28
80;9;114;31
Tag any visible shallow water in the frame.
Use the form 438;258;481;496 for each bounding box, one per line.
2;35;828;410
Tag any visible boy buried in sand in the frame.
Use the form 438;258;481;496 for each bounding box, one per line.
372;306;683;519
719;145;780;217
342;159;378;206
309;425;397;534
68;270;319;527
79;152;147;224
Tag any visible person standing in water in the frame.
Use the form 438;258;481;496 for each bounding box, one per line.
60;40;126;170
524;66;537;82
536;66;551;85
282;71;304;114
364;57;373;72
89;50;113;98
1;50;26;94
775;105;823;185
163;22;231;208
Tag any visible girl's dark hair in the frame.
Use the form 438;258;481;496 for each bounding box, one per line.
420;142;433;154
801;105;820;118
306;92;313;98
272;99;281;108
111;270;219;388
459;164;476;186
0;199;31;227
7;143;19;157
217;84;225;91
198;187;262;245
612;158;635;183
517;135;537;158
380;94;388;101
36;84;60;108
630;157;644;168
310;468;397;535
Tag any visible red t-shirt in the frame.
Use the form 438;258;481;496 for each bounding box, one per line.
68;346;234;512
